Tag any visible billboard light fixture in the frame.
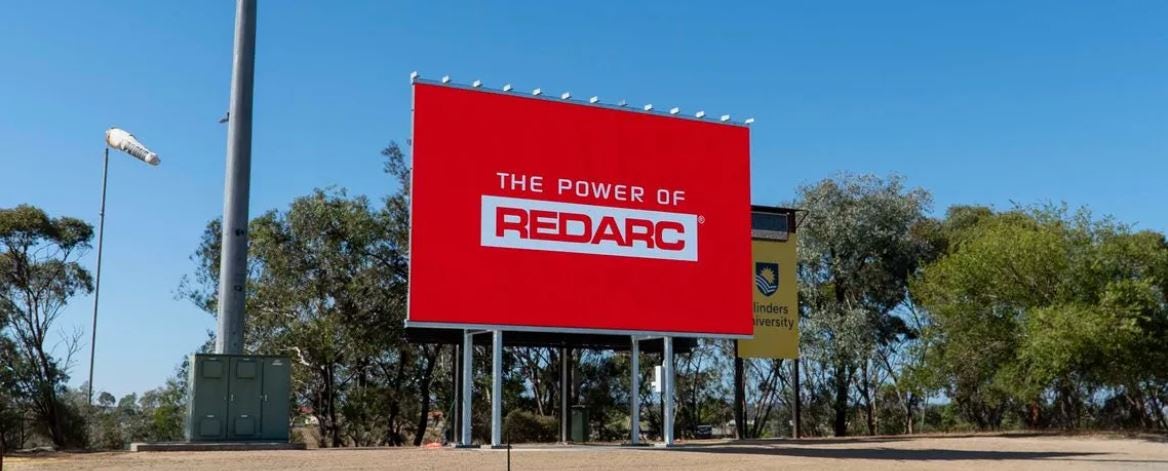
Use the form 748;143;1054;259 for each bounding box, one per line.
410;72;753;127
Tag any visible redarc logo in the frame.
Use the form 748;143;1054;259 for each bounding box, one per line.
481;195;698;262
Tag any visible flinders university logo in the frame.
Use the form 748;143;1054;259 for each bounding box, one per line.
755;262;779;296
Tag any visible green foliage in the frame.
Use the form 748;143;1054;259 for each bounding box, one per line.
0;204;94;449
73;360;187;450
914;205;1168;430
502;410;557;443
794;174;934;436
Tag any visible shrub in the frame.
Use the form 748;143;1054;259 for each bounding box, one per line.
502;410;558;443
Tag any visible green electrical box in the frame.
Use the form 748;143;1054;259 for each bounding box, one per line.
186;354;292;442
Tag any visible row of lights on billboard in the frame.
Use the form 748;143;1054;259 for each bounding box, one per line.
412;71;754;126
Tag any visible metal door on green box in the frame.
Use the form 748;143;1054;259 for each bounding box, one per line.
228;357;263;439
189;355;229;441
260;357;291;441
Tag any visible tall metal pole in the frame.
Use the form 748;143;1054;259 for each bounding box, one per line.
86;148;109;404
215;0;258;355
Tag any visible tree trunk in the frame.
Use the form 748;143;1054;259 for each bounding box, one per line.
833;363;850;436
385;348;412;446
748;359;782;439
29;348;66;448
861;361;875;435
1146;383;1168;431
315;364;340;448
413;347;440;446
904;394;914;435
328;364;341;447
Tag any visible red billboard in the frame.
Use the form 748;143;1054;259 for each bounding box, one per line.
407;81;752;336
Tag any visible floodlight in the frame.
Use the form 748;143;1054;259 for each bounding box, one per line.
720;114;731;122
695;111;706;118
589;96;599;104
669;107;680;115
532;88;542;96
409;71;419;82
618;100;628;107
643;104;653;111
561;92;571;100
441;75;451;84
472;80;482;88
744;118;755;125
502;84;513;92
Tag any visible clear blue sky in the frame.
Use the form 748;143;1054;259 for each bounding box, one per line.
1;1;1165;398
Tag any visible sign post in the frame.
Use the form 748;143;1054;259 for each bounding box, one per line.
662;337;674;447
629;337;641;445
491;330;503;448
460;330;474;447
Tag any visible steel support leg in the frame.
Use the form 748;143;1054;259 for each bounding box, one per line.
491;330;503;447
630;337;640;445
663;337;674;446
461;331;473;446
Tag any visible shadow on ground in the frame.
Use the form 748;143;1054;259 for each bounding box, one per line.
662;444;1102;462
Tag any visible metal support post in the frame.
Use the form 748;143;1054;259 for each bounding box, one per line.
733;342;745;439
491;330;503;447
86;148;109;404
663;337;674;446
452;342;461;443
461;330;473;446
794;358;802;439
630;337;641;445
560;347;569;443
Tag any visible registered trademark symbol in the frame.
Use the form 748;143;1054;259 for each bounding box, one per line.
698;215;706;224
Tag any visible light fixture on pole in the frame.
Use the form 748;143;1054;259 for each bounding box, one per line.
89;128;160;403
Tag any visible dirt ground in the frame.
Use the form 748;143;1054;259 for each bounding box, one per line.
4;433;1166;471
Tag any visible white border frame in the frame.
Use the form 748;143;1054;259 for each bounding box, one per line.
405;320;750;339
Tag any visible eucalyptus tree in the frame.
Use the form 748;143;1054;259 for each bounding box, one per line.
0;205;93;447
793;174;933;436
914;206;1168;430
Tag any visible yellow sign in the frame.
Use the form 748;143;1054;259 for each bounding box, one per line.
737;236;798;359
